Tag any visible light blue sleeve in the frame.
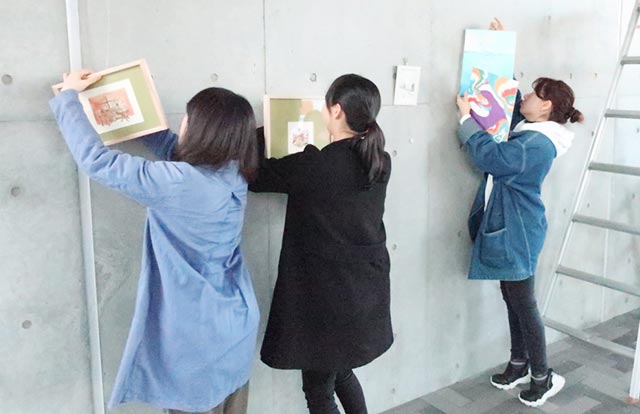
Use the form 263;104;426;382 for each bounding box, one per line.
139;129;178;161
49;90;187;207
457;117;525;177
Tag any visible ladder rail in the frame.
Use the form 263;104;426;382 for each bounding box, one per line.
541;2;640;317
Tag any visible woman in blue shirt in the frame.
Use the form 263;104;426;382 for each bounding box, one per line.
50;70;260;414
456;73;583;408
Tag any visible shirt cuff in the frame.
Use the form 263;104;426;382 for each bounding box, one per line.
459;114;471;125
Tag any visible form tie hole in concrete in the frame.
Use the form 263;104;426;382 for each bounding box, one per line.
309;73;317;82
632;193;637;200
22;320;32;329
569;73;573;79
1;74;12;85
391;244;398;251
457;231;462;238
210;73;219;83
10;186;21;197
520;71;524;78
586;202;591;209
392;150;398;157
391;388;397;394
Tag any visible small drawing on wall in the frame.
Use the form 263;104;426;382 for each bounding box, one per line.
264;96;330;158
288;120;314;154
394;65;421;106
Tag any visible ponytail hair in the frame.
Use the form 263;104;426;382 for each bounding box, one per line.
532;77;585;124
325;74;387;187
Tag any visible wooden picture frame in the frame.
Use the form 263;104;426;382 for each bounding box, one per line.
263;96;330;158
52;59;168;146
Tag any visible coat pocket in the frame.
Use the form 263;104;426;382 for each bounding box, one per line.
479;228;513;267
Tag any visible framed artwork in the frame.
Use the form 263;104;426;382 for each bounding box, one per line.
466;67;519;143
263;96;330;158
53;59;168;146
459;29;517;95
394;65;421;106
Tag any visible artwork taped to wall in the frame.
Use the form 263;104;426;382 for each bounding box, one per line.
466;67;519;143
264;96;330;158
459;29;517;95
52;59;168;146
394;65;421;106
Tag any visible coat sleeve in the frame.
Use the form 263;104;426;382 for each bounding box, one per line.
457;117;525;177
49;90;187;207
249;127;318;194
139;129;178;161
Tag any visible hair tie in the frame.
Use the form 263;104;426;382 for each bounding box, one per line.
568;108;577;119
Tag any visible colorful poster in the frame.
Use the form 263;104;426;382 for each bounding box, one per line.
459;29;516;95
467;67;519;143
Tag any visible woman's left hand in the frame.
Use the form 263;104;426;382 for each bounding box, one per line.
456;92;471;117
60;69;102;92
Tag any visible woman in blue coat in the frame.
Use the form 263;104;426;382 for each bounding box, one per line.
456;75;583;407
50;70;260;414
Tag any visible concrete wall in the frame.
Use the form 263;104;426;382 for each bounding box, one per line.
2;1;638;413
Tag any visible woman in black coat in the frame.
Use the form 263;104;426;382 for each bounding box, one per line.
250;74;393;413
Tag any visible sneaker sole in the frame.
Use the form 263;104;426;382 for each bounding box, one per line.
490;373;531;390
518;373;566;407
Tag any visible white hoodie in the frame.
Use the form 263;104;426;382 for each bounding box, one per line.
484;121;575;210
513;120;575;158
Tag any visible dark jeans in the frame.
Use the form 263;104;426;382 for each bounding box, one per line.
301;370;368;414
500;277;548;377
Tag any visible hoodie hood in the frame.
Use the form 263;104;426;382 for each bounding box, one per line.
513;120;575;158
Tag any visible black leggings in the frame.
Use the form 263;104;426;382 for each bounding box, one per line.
301;370;367;414
501;277;548;377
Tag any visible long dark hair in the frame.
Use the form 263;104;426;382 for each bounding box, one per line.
325;74;387;187
173;87;258;182
533;77;584;124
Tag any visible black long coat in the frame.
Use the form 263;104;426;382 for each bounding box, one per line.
249;129;393;371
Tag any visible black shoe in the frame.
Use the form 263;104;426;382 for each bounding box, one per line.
490;361;531;390
519;369;565;407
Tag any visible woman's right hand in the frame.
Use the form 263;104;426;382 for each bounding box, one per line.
489;18;504;31
60;69;102;92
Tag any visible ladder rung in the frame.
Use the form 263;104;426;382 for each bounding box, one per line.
573;214;640;236
605;110;640;119
622;56;640;65
589;162;640;177
557;265;640;297
544;318;635;358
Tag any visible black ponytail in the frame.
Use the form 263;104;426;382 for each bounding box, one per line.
325;74;387;187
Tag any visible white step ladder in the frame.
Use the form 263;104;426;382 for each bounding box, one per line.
540;0;640;402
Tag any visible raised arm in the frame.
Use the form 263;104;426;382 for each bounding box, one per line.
139;129;178;161
249;127;317;194
50;88;187;207
457;117;524;177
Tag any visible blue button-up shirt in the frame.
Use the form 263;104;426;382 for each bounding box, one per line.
50;90;259;411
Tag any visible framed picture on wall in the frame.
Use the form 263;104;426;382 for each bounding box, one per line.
263;96;330;158
52;59;168;146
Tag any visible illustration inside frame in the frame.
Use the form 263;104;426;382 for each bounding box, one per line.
264;97;330;159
